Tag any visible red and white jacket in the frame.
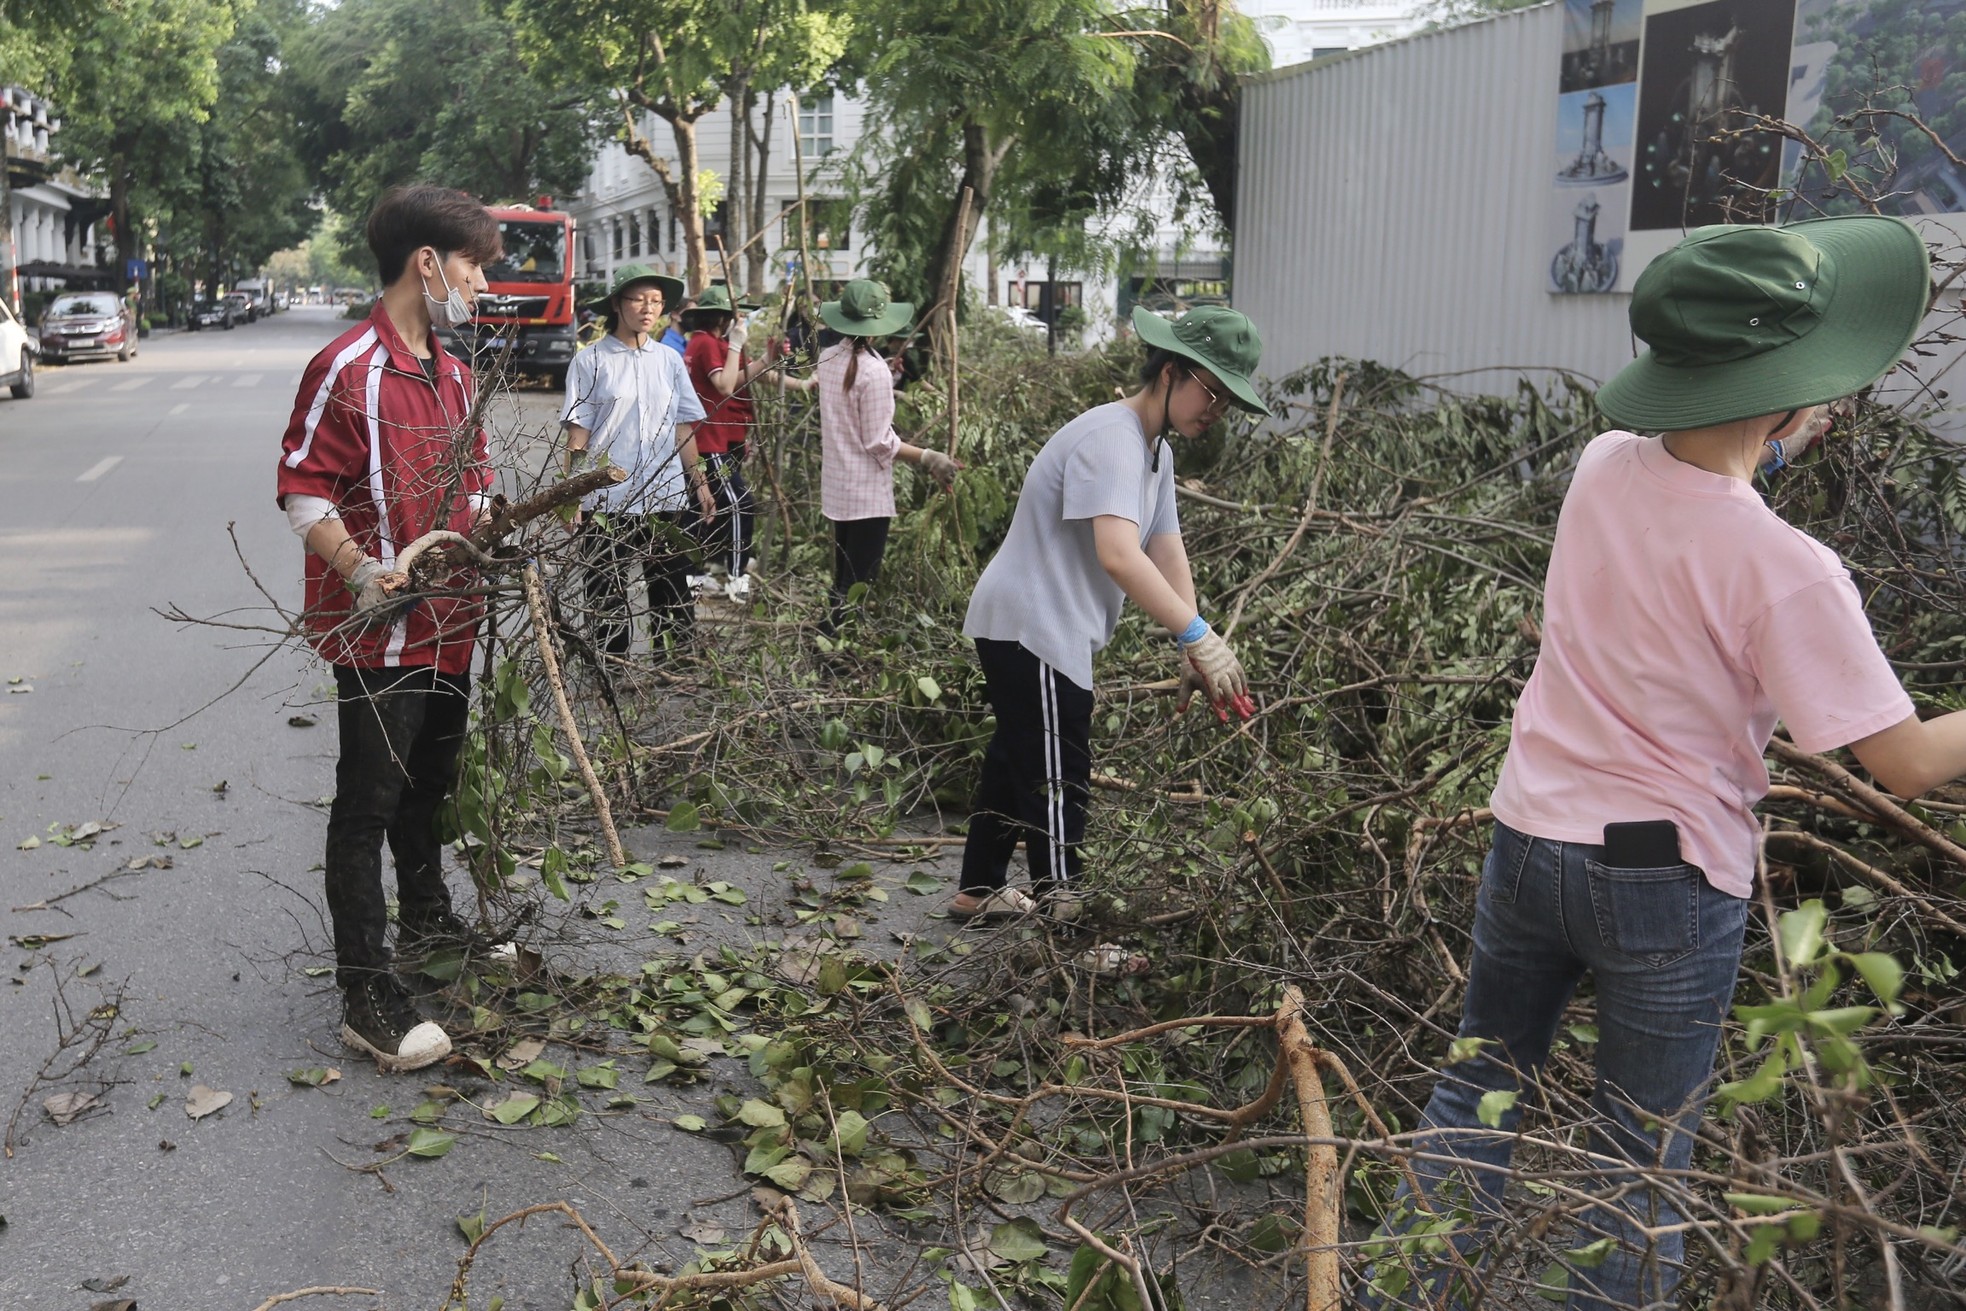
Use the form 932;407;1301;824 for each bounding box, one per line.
276;304;492;675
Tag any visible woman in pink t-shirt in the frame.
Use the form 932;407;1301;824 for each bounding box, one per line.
1363;219;1955;1310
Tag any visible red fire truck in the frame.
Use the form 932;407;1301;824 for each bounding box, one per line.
449;199;578;389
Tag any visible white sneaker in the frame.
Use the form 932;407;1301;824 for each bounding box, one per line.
724;575;752;601
687;574;716;592
340;976;452;1073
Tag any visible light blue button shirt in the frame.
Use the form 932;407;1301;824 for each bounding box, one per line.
562;335;708;514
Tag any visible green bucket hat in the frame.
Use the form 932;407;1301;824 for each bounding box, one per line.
1131;305;1271;416
820;279;914;338
692;284;760;314
586;263;686;314
1597;217;1930;431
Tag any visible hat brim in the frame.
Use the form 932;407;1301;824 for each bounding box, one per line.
1597;217;1931;431
1132;307;1271;415
586;274;687;314
821;300;914;337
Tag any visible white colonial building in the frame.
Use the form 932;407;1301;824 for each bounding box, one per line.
3;86;110;308
565;1;1429;338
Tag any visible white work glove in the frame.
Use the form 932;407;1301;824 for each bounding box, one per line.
347;558;407;625
918;449;960;489
1182;630;1253;721
725;315;750;355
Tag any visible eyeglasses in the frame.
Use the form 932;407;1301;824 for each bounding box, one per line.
619;293;666;310
1185;368;1230;414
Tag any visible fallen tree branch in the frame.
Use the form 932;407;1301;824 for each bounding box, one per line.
521;565;626;869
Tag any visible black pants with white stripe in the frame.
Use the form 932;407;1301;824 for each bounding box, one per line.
704;445;757;577
961;639;1093;897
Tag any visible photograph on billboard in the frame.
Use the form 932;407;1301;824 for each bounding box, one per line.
1549;0;1644;293
1561;0;1644;92
1628;0;1798;232
1780;0;1966;219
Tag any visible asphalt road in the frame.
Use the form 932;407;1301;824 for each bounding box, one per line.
0;308;898;1310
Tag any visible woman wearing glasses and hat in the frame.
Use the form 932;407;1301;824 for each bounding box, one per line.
684;284;816;600
815;279;959;636
560;264;715;660
1362;217;1964;1310
952;306;1264;922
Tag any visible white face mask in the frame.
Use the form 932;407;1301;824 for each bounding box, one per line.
421;253;472;329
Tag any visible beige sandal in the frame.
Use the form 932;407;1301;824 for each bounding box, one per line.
949;887;1039;920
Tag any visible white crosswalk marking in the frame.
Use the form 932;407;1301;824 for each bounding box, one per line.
77;456;123;482
168;403;190;416
42;376;99;394
170;375;208;390
109;377;151;392
233;373;263;387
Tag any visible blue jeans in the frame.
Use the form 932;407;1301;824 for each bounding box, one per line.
1358;822;1748;1310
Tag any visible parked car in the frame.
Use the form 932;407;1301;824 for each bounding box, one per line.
38;291;137;363
0;297;38;399
222;291;257;323
993;304;1049;335
188;298;236;331
235;278;275;317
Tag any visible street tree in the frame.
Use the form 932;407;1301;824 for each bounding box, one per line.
287;0;597;269
46;0;239;289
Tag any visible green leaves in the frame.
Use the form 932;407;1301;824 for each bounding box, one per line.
405;1127;456;1159
1778;901;1829;969
1475;1089;1517;1129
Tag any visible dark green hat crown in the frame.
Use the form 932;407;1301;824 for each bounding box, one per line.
821;279;914;337
1598;216;1930;431
1131;305;1271;415
692;284;759;315
587;263;685;314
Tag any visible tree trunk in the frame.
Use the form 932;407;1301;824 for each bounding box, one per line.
670;116;709;294
923;121;1003;357
725;80;748;286
109;167;133;292
619;102;710;294
746;89;773;299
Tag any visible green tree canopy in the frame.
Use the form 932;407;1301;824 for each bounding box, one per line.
288;0;600;273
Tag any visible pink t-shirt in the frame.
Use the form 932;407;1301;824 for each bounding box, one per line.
1490;432;1912;897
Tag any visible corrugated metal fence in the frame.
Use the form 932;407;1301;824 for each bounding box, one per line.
1237;3;1639;397
1234;2;1964;426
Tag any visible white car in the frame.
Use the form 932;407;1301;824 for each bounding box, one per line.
0;298;37;399
993;304;1049;335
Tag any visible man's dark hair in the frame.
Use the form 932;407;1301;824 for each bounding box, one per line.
366;185;502;285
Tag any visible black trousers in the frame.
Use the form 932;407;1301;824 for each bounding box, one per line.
823;515;890;637
326;664;470;988
582;511;696;657
960;639;1093;897
704;445;758;577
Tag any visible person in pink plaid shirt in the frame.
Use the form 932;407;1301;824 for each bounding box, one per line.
815;279;960;637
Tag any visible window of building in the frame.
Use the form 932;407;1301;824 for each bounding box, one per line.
1006;279;1082;324
611;219;624;262
704;200;728;242
582;232;596;273
799;92;835;158
629;215;642;257
1310;47;1350;61
781;197;851;251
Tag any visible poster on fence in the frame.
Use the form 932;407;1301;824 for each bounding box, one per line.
1779;0;1966;222
1547;0;1642;293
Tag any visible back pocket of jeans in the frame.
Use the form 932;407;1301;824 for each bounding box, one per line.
1483;823;1533;906
1584;860;1701;967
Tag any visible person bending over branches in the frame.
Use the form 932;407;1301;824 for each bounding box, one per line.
953;306;1265;924
1360;217;1956;1310
276;184;500;1073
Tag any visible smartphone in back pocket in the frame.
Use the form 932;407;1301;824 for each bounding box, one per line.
1601;820;1681;868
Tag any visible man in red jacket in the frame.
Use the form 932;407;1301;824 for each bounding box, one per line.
276;185;499;1071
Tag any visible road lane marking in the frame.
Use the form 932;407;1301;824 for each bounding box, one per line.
42;376;99;394
109;377;151;392
170;375;208;390
77;456;123;483
168;403;189;416
233;373;263;387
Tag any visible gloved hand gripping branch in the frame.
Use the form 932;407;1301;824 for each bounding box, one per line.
1176;616;1254;722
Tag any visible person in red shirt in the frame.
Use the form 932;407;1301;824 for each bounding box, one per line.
681;285;813;599
275;185;499;1072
